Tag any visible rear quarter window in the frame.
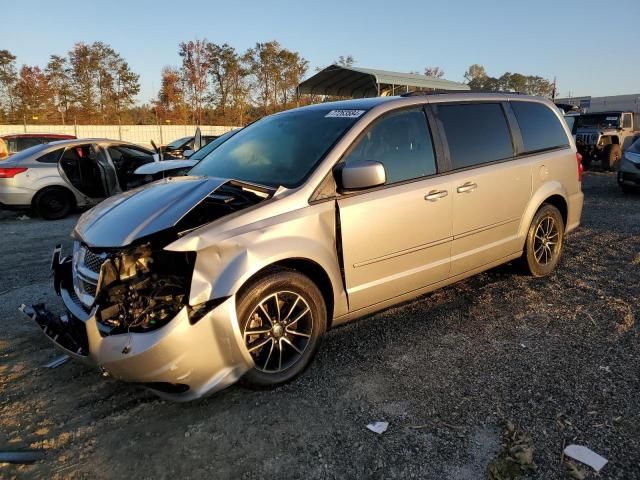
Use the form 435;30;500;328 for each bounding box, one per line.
36;148;64;163
511;101;569;154
436;103;514;169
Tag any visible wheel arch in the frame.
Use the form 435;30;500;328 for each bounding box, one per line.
31;184;77;210
518;182;569;242
238;258;336;328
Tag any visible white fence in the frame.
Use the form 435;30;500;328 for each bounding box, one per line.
0;124;238;148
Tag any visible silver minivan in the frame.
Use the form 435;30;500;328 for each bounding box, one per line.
26;93;584;400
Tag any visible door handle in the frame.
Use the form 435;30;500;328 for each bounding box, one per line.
424;189;448;201
456;182;477;193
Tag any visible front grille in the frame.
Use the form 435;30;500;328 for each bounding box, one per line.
68;288;90;314
72;243;110;308
83;250;109;274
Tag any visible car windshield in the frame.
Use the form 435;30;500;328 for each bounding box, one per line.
189;130;239;161
189;107;364;188
629;138;640;154
166;137;191;149
575;114;621;129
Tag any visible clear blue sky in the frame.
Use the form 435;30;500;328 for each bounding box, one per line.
5;0;639;103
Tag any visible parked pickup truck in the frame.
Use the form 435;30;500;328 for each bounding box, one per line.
574;111;640;169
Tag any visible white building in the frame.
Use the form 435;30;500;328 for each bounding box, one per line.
555;94;640;113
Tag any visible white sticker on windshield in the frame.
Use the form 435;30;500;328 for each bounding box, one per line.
606;116;618;121
325;109;366;118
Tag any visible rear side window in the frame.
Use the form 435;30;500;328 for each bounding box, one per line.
343;108;437;184
437;103;513;169
36;148;64;163
511;101;569;153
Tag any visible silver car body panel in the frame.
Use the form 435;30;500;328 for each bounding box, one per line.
29;94;584;400
0;138;155;208
74;176;229;248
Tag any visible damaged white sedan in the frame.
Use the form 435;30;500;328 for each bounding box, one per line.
23;94;583;400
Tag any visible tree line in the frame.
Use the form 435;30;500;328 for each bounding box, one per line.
0;42;556;127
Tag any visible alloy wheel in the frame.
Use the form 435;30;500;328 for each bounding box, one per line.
533;216;559;265
243;291;314;373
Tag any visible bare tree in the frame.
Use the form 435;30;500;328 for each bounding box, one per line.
424;66;445;78
45;55;73;124
0;50;18;121
179;40;210;124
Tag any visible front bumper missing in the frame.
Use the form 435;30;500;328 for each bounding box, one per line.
21;247;254;401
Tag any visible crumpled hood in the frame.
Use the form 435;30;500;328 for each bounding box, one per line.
74;176;228;248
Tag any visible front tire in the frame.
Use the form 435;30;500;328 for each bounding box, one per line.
522;204;565;277
602;144;622;170
237;268;327;388
33;187;74;220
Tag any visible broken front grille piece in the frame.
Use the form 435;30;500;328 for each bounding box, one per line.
72;242;109;309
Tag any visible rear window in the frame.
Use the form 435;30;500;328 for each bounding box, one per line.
17;137;43;151
512;101;569;154
437;103;514;169
36;148;64;163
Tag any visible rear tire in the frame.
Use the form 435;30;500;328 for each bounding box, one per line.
521;204;565;277
602;144;622;170
237;268;327;388
33;187;74;220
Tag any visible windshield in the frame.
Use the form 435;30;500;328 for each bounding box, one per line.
189;107;364;188
189;129;239;161
575;114;621;129
629;137;640;154
166;136;191;149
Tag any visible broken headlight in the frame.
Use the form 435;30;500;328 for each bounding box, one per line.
95;244;195;334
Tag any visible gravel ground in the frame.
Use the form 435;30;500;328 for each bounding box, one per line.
0;172;638;479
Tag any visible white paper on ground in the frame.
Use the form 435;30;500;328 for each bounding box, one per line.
366;421;389;434
564;444;608;472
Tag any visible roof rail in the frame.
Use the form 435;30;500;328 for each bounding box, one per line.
400;90;526;97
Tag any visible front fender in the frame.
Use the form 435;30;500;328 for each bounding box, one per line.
517;181;568;240
168;201;347;318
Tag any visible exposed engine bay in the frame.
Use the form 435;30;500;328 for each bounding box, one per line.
75;180;273;335
94;245;195;334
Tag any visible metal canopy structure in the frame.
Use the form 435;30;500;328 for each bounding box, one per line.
298;64;470;98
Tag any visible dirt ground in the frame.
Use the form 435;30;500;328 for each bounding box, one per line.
0;172;638;479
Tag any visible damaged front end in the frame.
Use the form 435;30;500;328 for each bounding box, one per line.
21;177;270;400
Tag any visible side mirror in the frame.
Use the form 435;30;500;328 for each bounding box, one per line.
183;149;194;158
336;160;386;191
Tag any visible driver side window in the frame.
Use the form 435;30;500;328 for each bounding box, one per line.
623;114;632;129
342;108;437;184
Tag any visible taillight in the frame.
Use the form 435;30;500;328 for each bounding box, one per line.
0;167;28;178
576;152;583;182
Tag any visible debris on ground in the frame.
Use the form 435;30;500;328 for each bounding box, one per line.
366;421;389;434
565;461;587;479
487;420;535;480
0;450;45;464
16;215;30;221
563;444;608;472
43;354;70;369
